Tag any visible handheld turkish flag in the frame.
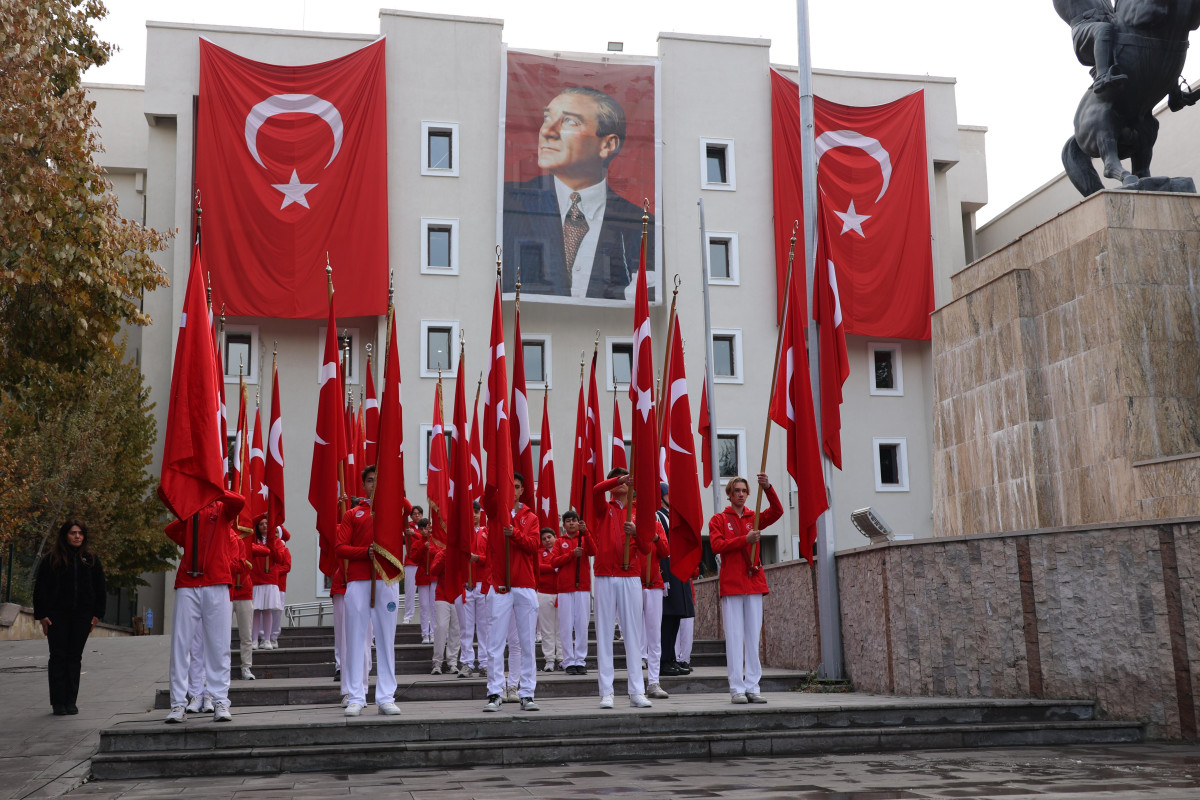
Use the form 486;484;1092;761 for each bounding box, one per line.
469;397;483;505
482;278;514;526
158;243;227;521
196;39;388;319
585;351;606;530
363;358;379;467
446;355;473;596
569;372;586;516
698;371;712;488
629;221;659;544
265;362;286;536
664;321;704;581
308;290;347;576
510;308;536;508
770;69;932;339
536;391;560;532
428;381;450;546
232;382;252;531
768;269;830;564
371;309;408;582
210;316;229;489
611;393;627;470
249;405;267;521
344;403;363;499
815;193;851;470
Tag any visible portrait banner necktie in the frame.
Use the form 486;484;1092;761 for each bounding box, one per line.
562;192;589;279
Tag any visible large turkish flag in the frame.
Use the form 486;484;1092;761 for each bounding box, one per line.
771;70;932;339
196;38;388;319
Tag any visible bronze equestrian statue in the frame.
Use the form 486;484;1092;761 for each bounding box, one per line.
1057;0;1200;196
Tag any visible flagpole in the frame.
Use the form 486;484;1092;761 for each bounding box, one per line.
327;262;351;585
623;204;650;570
698;200;723;519
796;0;844;680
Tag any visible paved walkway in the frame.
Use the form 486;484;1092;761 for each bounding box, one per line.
3;636;1199;800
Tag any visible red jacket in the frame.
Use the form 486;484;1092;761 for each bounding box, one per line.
537;545;558;594
465;525;490;592
251;534;288;587
485;504;540;591
403;522;422;566
335;501;378;583
330;559;347;597
708;485;783;596
415;531;439;586
635;521;670;589
277;527;292;592
230;534;270;601
591;477;654;578
166;498;244;589
550;529;596;592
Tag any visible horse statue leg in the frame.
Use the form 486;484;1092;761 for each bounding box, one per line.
1062;136;1105;196
1130;114;1159;179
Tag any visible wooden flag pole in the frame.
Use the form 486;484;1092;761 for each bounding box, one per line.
623;202;650;570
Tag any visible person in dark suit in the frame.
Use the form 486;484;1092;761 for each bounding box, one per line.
503;86;654;301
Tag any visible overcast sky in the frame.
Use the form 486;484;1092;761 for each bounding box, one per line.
83;0;1200;224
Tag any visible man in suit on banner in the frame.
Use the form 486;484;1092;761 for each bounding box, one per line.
503;87;653;302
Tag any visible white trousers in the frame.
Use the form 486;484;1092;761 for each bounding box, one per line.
557;590;590;668
232;598;254;669
457;583;488;669
505;612;523;682
187;622;206;699
641;587;663;685
344;579;399;707
485;587;537;698
271;594;284;642
403;565;418;622
721;593;764;695
332;593;345;670
418;581;437;637
170;585;231;708
594;576;644;698
677;617;694;662
433;600;461;668
537;592;561;663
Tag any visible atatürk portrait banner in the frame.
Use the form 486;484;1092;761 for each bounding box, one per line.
500;50;660;307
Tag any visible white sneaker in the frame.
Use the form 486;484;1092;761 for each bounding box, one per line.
599;694;614;709
747;692;768;704
377;702;401;716
268;640;279;650
340;694;350;708
630;693;653;708
520;696;540;712
241;667;256;681
731;692;749;705
647;683;669;699
344;703;363;717
262;641;275;650
403;616;414;624
200;697;214;714
185;697;202;714
212;701;232;722
504;686;519;703
165;705;186;724
483;694;502;712
250;640;259;651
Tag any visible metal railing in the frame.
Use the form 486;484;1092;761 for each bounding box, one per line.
283;600;335;627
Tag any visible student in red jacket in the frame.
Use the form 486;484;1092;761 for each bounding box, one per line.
709;473;781;705
402;505;423;625
231;518;270;680
164;495;244;724
251;516;289;650
456;501;489;678
268;527;292;647
414;515;437;643
591;468;656;709
536;528;562;671
429;539;461;675
635;508;671;700
551;510;595;675
482;473;541;712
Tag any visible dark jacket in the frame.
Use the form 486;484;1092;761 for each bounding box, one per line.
657;507;695;618
33;549;106;620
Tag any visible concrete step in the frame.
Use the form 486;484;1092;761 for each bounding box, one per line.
235;623;619;649
154;666;797;709
92;695;1141;780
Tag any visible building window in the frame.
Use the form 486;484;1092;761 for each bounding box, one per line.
420;320;459;378
318;326;359;385
518;334;551;389
222;326;260;384
710;329;743;384
706;232;739;284
421;122;459;177
606;336;634;391
716;428;746;483
873;437;910;492
700;138;736;191
529;435;541;483
868;342;904;396
420;218;459;274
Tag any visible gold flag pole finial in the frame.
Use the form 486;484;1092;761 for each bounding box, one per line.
515;265;522;310
673;273;682;296
495;245;503;279
594;329;600;353
325;254;334;303
219;303;226;335
579;350;586;380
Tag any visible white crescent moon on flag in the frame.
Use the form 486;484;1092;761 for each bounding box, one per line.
814;130;892;201
245;94;344;169
269;418;284;464
515;390;530;452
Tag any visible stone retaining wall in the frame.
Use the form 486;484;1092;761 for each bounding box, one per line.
0;603;132;641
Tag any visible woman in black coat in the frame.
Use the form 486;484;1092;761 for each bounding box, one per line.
33;520;106;716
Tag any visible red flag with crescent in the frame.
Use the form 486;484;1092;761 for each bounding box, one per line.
428;380;450;546
363;358;379;467
482;279;514;523
249;405;267;522
585;351;605;530
611;393;627;470
770;69;932;339
196;38;388;319
628;232;658;542
308;295;346;576
265;363;286;535
510;308;536;508
536;391;560;532
372;310;409;582
664;321;704;581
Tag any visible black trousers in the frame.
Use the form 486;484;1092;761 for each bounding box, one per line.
661;614;682;666
46;612;92;708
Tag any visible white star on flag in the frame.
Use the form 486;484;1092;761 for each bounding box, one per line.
835;199;870;237
272;170;318;209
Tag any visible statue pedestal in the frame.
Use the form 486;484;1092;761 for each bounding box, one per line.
933;191;1200;536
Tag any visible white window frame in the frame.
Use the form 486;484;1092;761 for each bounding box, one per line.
420;320;460;378
710;328;744;384
418;423;434;486
715;428;747;486
706;232;740;285
868;342;904;397
528;434;541;487
222;324;260;385
421;121;459;177
318;326;359;386
605;335;634;392
873;437;910;492
521;333;552;390
700;137;736;191
420;217;459;275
